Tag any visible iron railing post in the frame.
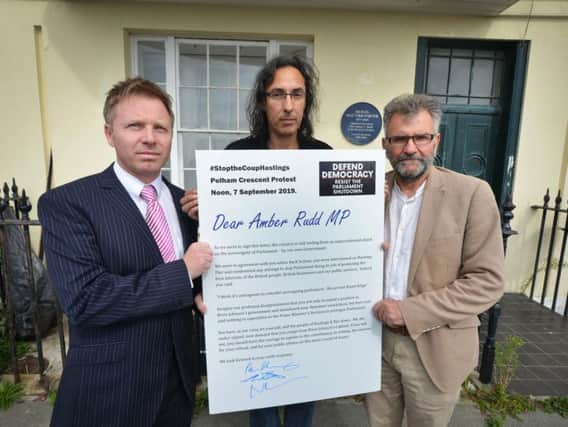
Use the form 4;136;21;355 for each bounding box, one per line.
479;304;501;383
19;190;46;381
530;189;550;300
479;191;516;384
541;191;562;305
551;200;568;313
0;197;20;382
11;179;20;220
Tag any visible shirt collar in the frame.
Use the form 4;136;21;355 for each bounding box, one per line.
113;162;164;200
392;179;426;202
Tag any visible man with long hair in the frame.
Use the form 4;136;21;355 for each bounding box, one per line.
182;55;330;427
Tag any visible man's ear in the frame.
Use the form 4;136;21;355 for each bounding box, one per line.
382;137;387;150
433;132;442;149
104;123;114;147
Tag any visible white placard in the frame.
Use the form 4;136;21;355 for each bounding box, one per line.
196;150;384;414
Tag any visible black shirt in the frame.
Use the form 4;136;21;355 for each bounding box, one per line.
225;135;332;150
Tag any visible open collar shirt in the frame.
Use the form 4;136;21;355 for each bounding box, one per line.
384;180;426;300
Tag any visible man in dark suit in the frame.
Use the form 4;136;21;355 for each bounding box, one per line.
38;77;213;427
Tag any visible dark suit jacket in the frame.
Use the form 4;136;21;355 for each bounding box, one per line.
38;165;199;427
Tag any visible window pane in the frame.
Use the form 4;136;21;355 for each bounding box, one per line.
447;96;468;104
448;58;471;97
182;133;209;168
138;41;166;83
211;133;243;150
211;45;236;87
180;88;207;129
452;49;472;57
470;97;490;105
471;59;493;97
279;45;307;58
162;169;171;181
184;170;197;190
430;48;450;56
179;44;206;86
211;88;237;129
240;46;266;88
492;60;503;98
475;50;494;58
433;95;447;104
239;89;250;131
427;57;449;95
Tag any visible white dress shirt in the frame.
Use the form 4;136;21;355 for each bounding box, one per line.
384;181;426;300
113;162;185;260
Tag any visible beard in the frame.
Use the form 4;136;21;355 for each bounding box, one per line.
389;153;434;181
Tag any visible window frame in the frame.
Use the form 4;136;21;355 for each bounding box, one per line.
130;35;312;188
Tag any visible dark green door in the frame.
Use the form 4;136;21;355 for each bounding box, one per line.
438;105;501;186
415;38;528;204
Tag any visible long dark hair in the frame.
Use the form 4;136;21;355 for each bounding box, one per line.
248;55;319;143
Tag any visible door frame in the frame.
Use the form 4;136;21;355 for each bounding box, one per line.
414;37;530;208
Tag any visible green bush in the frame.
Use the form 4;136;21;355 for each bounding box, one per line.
193;388;208;415
0;308;33;373
0;382;23;410
540;396;568;418
465;335;534;427
47;389;57;406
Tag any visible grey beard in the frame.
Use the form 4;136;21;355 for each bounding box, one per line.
393;156;433;181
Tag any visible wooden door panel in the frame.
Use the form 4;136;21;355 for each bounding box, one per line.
439;111;501;189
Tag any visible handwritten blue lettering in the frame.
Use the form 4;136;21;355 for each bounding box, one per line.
241;360;308;399
248;212;288;229
212;213;244;231
293;211;324;227
325;209;351;226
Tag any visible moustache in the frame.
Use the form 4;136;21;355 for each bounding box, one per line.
395;154;425;162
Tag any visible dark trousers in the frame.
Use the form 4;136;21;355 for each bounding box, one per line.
249;402;315;427
153;355;195;427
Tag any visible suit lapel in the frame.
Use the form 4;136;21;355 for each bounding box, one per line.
98;165;163;262
164;180;191;248
406;167;445;291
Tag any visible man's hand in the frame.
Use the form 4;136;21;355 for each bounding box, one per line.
183;241;212;279
181;189;199;221
194;294;207;315
372;299;404;327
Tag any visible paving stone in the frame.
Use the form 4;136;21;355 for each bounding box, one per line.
526;366;562;380
507;379;556;396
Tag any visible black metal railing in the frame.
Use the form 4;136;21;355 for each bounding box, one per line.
478;191;518;384
530;188;568;316
0;178;66;386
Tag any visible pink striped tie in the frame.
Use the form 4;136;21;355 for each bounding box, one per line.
140;185;177;263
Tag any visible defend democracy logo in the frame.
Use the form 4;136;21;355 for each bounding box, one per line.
319;161;376;196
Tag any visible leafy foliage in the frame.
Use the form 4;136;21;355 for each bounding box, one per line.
0;381;23;410
193;388;208;415
464;335;535;427
47;389;57;406
0;308;33;373
539;396;568;418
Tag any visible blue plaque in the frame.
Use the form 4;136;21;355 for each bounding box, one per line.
341;102;382;145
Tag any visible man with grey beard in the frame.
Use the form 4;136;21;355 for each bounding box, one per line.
366;94;504;427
